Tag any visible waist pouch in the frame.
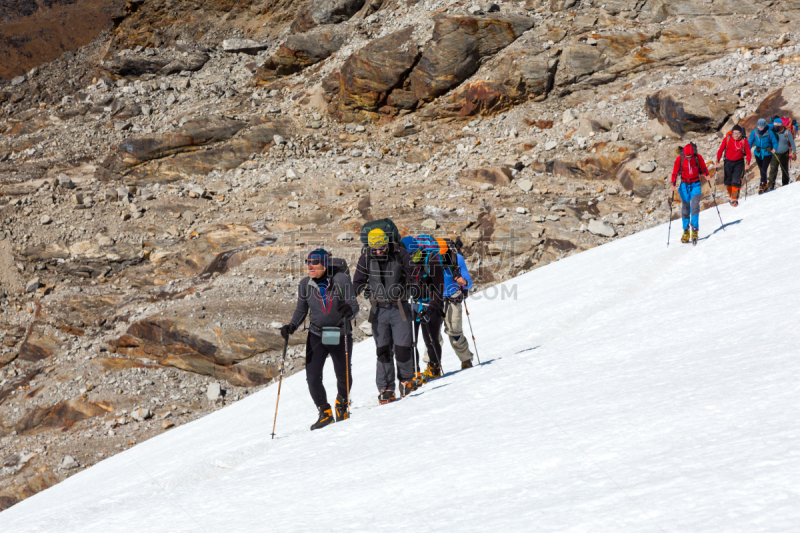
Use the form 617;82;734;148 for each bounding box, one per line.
321;327;341;345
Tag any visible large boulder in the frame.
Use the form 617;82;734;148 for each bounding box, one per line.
114;318;281;386
645;82;736;136
121;119;292;183
408;15;534;105
532;141;640;182
333;27;420;123
105;44;209;77
109;116;247;170
291;0;366;33
457;167;513;188
255;25;347;82
740;85;800;133
425;38;556;117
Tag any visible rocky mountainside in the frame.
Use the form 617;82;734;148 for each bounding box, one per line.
0;0;125;81
1;0;799;511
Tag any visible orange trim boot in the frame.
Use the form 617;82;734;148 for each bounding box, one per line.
731;186;740;207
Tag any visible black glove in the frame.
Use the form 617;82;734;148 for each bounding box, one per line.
419;306;436;324
280;324;296;340
337;300;354;320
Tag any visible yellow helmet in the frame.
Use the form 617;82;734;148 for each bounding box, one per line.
368;228;389;248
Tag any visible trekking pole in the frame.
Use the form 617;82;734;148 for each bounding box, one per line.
410;300;420;375
743;165;749;201
666;188;674;248
344;332;351;418
709;168;726;231
462;298;481;365
271;337;289;439
338;287;352;418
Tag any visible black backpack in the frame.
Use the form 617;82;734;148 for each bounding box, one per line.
329;257;349;277
360;218;402;246
440;239;462;279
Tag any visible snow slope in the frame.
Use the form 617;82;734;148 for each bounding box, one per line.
3;186;800;532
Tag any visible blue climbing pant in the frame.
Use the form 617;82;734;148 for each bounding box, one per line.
679;181;702;230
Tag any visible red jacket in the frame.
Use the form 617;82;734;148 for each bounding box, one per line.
717;135;752;164
671;144;710;185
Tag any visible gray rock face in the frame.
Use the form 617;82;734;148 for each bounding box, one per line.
638;162;657;173
26;278;40;293
131;408;152;422
646;84;737;135
59;455;79;470
291;0;366;33
206;382;221;401
221;39;270;55
106;46;209;77
588;219;617;238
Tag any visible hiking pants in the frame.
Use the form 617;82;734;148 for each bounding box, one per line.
305;331;353;408
371;304;414;391
435;298;473;363
679;181;702;231
416;310;444;369
723;158;744;188
768;153;791;188
755;155;771;186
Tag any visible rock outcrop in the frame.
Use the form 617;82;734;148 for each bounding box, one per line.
646;81;737;136
256;25;348;82
332;27;420;123
291;0;366;33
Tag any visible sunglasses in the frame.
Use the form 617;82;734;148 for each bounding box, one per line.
305;259;324;265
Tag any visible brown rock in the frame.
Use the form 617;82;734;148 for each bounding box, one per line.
334;27;420;123
458;167;513;188
115;318;282;386
740;85;800;133
533;141;639;182
409;15;534;105
646;83;736;136
109;116;247;170
14;400;110;435
291;0;366;33
17;330;64;363
255;25;347;81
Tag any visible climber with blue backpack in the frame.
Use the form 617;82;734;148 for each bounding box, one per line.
748;119;778;195
403;234;447;385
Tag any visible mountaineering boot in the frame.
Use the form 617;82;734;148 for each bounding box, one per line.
420;364;442;384
731;186;740;207
311;403;334;431
379;389;396;405
759;183;768;195
399;379;417;398
681;229;691;244
461;360;473;370
691;227;698;246
725;185;733;201
411;372;424;389
334;395;349;422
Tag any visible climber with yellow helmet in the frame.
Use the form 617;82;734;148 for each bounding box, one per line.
353;219;418;404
